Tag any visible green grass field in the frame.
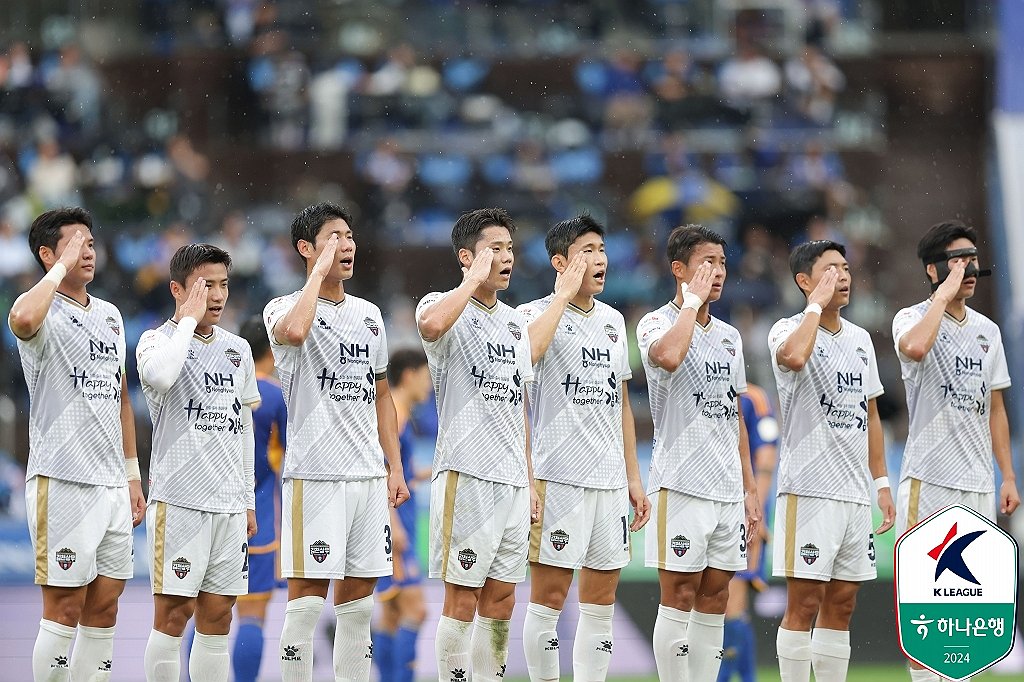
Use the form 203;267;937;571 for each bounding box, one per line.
504;663;1013;681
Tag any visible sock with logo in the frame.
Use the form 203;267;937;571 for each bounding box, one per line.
688;610;726;682
435;615;473;682
776;627;812;682
573;602;615;681
188;631;229;681
70;624;115;682
471;616;511;682
810;628;850;682
333;595;374;682
653;604;690;682
523;603;561;681
279;595;325;682
33;619;75;682
144;629;184;682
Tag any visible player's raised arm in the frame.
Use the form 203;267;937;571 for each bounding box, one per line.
867;398;894;534
8;229;85;339
990;390;1020;515
622;381;650;531
524;252;586;363
775;265;838;371
647;261;714;372
272;233;339;345
136;277;208;393
417;247;493;342
897;259;967;362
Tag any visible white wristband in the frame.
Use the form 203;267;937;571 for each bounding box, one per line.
42;263;67;286
874;476;890;492
804;302;823;316
681;291;703;311
125;457;142;482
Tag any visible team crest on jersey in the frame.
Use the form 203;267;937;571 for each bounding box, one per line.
507;322;522;340
55;547;76;570
722;338;736;357
550;529;569;551
977;334;990;353
671;535;691;557
856;347;868;366
105;316;120;335
458;548;478;570
604;324;618;342
172;556;191;579
224;348;242;367
310;540;331;563
800;543;820;565
364;317;380;336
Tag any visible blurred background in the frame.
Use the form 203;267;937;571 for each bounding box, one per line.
0;0;1022;679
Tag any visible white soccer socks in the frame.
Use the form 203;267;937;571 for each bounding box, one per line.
574;602;614;681
189;632;229;682
279;595;325;682
70;624;115;682
909;665;940;681
33;619;75;682
810;628;851;682
435;615;473;682
333;595;374;682
688;610;726;681
143;629;183;682
653;604;690;681
523;603;562;681
471;616;512;682
777;627;812;682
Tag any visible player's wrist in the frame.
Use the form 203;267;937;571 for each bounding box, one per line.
804;302;823;316
125;457;142;482
874;476;890;492
681;291;703;312
42;262;67;286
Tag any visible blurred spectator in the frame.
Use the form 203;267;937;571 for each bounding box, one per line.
364;137;416;195
43;43;102;137
212;210;264;289
0;219;34;282
719;39;781;108
786;141;844;191
5;42;34;90
785;44;845;124
601;49;653;138
27;138;80;208
365;44;417;96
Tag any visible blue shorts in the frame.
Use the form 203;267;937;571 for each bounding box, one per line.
242;546;283;597
376;546;422;599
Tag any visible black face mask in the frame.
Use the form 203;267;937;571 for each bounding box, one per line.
925;247;992;292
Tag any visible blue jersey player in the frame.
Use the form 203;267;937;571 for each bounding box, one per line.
719;383;779;682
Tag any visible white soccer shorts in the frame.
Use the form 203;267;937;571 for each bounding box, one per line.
529;481;631;571
772;493;876;582
645;488;747;573
896;477;995;536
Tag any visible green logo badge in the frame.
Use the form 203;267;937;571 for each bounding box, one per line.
895;504;1018;679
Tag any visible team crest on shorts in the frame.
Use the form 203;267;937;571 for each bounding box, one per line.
364;317;380;336
458;548;477;570
800;543;820;565
172;556;191;579
507;322;522;340
856;347;868;366
722;338;736;356
105;316;120;335
549;529;569;551
310;540;331;563
55;547;76;570
604;324;618;343
224;348;241;368
671;535;691;557
977;334;990;353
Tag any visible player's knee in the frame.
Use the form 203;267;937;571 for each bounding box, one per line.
695;586;730;614
443;585;479;621
156;603;195;635
661;580;697;611
51;598;85;627
820;592;857;625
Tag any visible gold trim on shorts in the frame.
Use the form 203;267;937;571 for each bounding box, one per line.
440;471;459;581
657;488;668;569
784;494;798;577
34;477;49;584
907;478;922;529
528;480;548;563
153;502;167;593
291;480;304;579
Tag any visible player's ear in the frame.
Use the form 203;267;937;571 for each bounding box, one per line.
457;248;473;269
550;253;567;273
670;260;686;280
297;239;316;260
925;262;938;284
794;272;812;295
169;279;183;299
38;246;56;268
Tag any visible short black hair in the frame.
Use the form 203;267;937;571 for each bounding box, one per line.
387;348;428;386
916;220;978;268
238;315;271;362
789;240;847;282
290;201;354;255
545;214;605;258
666;224;726;264
28;207;93;270
451;207;516;256
169;243;233;285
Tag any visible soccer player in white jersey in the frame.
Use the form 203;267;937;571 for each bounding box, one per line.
768;240;895;682
416;207;536;682
264;202;409;682
517;214;650;682
892;220;1019;682
9;207;145;682
137;244;260;682
637;225;761;682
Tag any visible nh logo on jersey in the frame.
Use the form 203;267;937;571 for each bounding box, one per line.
800;543;820;565
339;343;370;362
976;335;989;353
955;356;982;373
550;529;569;551
55;547;76;570
856;347;868;366
896;504;1018;680
172;557;191;579
604;324;618;343
224;348;241;368
487;343;516;361
364;318;380;336
204;372;234;387
310;540;331;563
458;548;477;570
507;322;521;340
671;535;690;557
89;339;116;359
836;372;862;393
721;338;736;356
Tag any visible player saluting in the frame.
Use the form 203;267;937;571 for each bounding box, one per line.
137;244;260;682
518;215;650;682
892;220;1019;682
769;240;895;682
9;207;145;682
637;225;760;682
416;208;536;682
265;202;408;682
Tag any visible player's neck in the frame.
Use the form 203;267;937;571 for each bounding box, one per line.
944;296;967;320
318;279;346;303
819;308;842;333
56;281;88;307
472;284;498;308
254;357;275;376
570;291;595;312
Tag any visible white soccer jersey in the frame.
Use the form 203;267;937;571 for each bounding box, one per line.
893;302;1011;493
518;296;631;489
768;314;884;506
264;293;389;481
416;292;533;487
637;303;748;503
138;321;260;513
14;293;127;487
